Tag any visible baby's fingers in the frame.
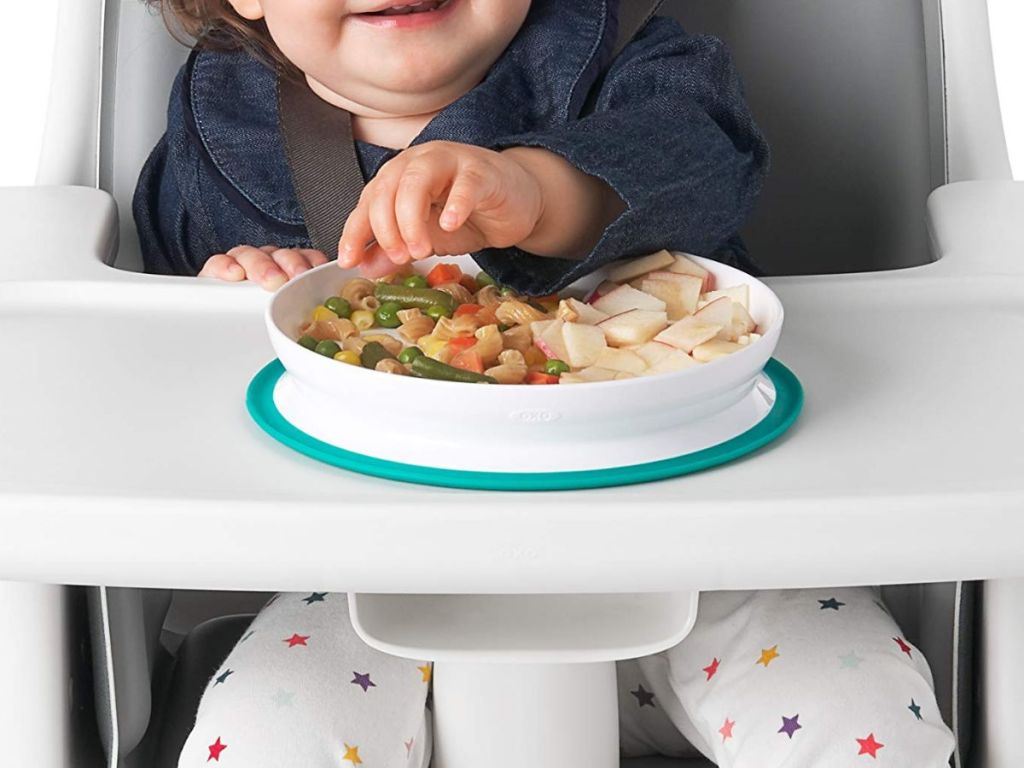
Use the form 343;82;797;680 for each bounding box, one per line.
230;245;287;290
440;163;495;232
198;253;246;281
338;202;375;269
269;248;324;279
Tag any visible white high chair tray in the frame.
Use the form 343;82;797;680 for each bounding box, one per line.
1;188;1023;594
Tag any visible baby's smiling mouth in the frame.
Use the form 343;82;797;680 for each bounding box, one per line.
362;0;451;15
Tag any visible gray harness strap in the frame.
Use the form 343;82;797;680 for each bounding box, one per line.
277;0;663;257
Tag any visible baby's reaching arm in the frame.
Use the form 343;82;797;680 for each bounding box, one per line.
336;141;625;278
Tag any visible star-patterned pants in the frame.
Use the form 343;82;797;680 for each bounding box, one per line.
179;587;954;767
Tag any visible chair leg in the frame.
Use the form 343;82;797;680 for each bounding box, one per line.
432;660;619;768
0;581;72;767
978;579;1024;768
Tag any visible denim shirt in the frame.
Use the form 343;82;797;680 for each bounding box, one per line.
134;0;769;294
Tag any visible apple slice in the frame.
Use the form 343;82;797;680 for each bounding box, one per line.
640;276;702;320
665;253;713;291
692;296;733;327
535;319;569;360
598;310;669;347
700;284;749;311
644;348;700;375
607;249;676;283
692;339;744;362
587;280;621;303
592;284;667;315
731;302;756;336
654;316;722;353
561;322;607;368
614;371;639;380
560;366;619;384
562;297;609;325
594;347;647;374
630;341;676;367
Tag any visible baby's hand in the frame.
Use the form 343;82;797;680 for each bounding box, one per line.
337;141;543;277
198;246;329;291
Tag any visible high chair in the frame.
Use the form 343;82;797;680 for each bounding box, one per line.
1;0;1022;766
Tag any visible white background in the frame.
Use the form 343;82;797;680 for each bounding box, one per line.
0;1;1021;186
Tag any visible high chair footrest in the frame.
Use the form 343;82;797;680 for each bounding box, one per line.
349;592;699;663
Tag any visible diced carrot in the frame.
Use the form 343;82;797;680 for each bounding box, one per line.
427;263;463;288
525;372;560;385
459;274;479;292
453;303;483;318
447;336;477;353
450;350;484;374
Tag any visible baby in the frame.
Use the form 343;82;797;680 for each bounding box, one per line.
136;1;955;766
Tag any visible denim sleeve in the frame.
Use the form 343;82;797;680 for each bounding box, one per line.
473;16;770;295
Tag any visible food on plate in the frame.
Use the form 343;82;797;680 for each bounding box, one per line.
293;252;763;384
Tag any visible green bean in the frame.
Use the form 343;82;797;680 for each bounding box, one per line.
411;356;497;384
374;283;455;313
476;272;497;288
360;342;397;370
402;274;428;289
398;346;423;365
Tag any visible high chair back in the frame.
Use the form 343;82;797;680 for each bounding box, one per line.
37;0;1010;275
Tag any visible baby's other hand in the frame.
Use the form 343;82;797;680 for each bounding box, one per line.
337;141;543;277
198;246;329;291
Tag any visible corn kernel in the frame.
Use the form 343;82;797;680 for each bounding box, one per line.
420;336;450;359
333;350;361;366
312;305;337;321
351;310;375;330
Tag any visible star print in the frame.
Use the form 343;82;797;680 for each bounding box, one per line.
239;630;255;644
342;743;362;765
908;699;923;720
839;651;864;669
819;597;845;610
303;592;327;605
778;714;802;738
271;689;295;708
857;733;884;758
214;669;233;685
630;684;656;707
893;637;913;659
757;645;780;667
703;657;720;681
418;664;432;683
284;633;310;648
207;737;227;762
351;672;376;692
404;738;415;756
719;717;735;741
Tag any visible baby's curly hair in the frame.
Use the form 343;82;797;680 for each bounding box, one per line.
145;0;291;71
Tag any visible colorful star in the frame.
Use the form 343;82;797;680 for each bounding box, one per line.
303;592;327;605
819;597;845;610
630;684;656;707
284;633;310;648
418;664;432;683
214;669;233;685
703;657;720;681
757;645;780;667
342;743;362;765
719;717;735;741
271;689;295;708
839;651;864;669
856;733;884;758
893;637;913;659
351;672;376;692
908;699;923;720
404;738;415;756
778;714;802;738
207;737;227;762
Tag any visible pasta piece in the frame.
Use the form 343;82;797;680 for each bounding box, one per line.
556;300;579;323
495;300;549;327
473;324;504;366
300;318;358;342
434;282;474;305
375;359;408;375
434;315;479;341
498;349;526;367
397;308;435;343
340;278;379;311
501;324;533;353
363;334;403;357
343;336;369;355
484;363;528;385
475;284;501;308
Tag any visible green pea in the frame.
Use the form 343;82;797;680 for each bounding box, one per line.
403;274;428;289
375;301;403;329
476;272;496;288
499;286;517;297
398;346;424;365
324;296;351;318
544;359;571;376
426;304;451;320
314;340;341;357
298;335;318;351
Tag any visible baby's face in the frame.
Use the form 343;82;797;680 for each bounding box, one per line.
229;0;531;116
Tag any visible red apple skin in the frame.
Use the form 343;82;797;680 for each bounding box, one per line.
535;338;557;359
